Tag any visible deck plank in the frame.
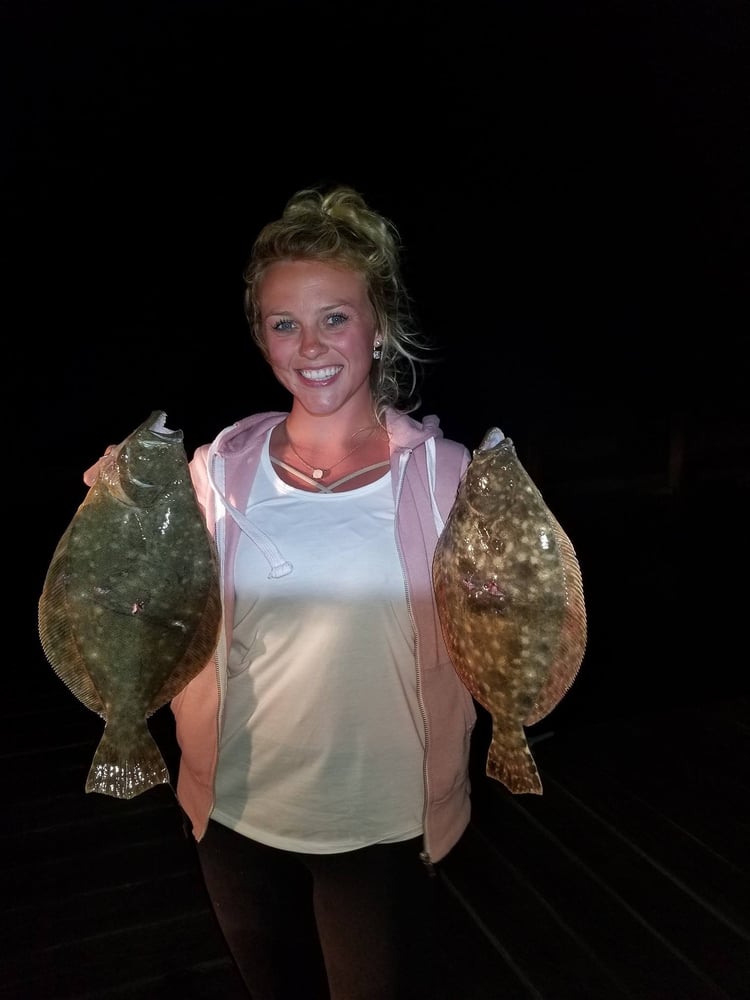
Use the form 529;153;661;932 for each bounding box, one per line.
4;652;748;998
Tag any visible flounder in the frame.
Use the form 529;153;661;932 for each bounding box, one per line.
38;411;222;799
433;428;587;794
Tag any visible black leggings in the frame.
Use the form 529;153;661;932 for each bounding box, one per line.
195;820;441;1000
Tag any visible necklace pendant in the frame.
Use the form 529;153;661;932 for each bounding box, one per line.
312;468;326;480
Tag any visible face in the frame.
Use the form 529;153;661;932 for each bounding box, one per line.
258;259;379;418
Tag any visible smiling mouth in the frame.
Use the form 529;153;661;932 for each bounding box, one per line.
298;366;343;382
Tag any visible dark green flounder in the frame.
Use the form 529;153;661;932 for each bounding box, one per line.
433;428;587;794
38;411;222;799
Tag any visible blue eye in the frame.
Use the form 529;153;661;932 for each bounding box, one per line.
272;318;295;332
327;312;349;327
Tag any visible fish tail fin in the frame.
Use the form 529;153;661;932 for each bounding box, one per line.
485;731;543;795
85;723;169;799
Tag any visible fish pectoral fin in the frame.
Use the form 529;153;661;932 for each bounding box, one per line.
485;731;543;795
458;573;509;612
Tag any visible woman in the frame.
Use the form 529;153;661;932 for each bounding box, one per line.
91;185;477;999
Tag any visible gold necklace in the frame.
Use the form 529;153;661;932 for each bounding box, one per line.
285;425;375;481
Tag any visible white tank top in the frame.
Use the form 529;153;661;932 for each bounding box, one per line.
211;431;425;852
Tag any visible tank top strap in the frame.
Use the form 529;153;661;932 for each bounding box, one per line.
325;461;391;490
270;457;391;493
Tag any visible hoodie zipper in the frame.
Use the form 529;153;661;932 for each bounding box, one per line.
206;447;231;828
394;448;436;875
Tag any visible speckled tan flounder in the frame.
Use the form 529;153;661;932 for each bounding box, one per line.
433;428;587;794
38;411;222;799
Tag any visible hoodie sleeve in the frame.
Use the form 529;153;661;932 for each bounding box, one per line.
434;437;471;523
189;444;212;520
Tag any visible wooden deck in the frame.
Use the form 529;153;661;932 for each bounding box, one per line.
2;652;747;999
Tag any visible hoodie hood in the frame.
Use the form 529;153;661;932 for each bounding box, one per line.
211;409;443;458
204;408;446;578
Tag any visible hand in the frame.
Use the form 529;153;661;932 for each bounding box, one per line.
83;445;115;487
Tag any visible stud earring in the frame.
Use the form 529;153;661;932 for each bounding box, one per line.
373;342;382;360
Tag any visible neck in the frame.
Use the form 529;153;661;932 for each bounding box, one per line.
269;408;389;491
284;407;380;451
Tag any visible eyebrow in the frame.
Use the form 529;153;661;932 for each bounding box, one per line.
264;300;357;318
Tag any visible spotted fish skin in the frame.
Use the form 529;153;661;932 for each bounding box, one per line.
432;428;587;794
38;411;222;799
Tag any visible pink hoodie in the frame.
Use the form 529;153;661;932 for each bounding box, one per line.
170;407;477;865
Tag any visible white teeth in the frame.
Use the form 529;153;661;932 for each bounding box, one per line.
299;366;342;381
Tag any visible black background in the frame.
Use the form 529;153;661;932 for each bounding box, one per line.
7;0;749;722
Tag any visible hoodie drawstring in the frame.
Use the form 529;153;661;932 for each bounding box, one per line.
206;438;293;579
424;436;445;538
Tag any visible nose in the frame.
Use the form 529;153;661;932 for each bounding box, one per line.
299;325;326;359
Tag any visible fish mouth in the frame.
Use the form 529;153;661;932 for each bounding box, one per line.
146;411;181;440
477;427;506;452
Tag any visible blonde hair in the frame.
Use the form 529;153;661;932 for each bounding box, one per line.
243;185;431;417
